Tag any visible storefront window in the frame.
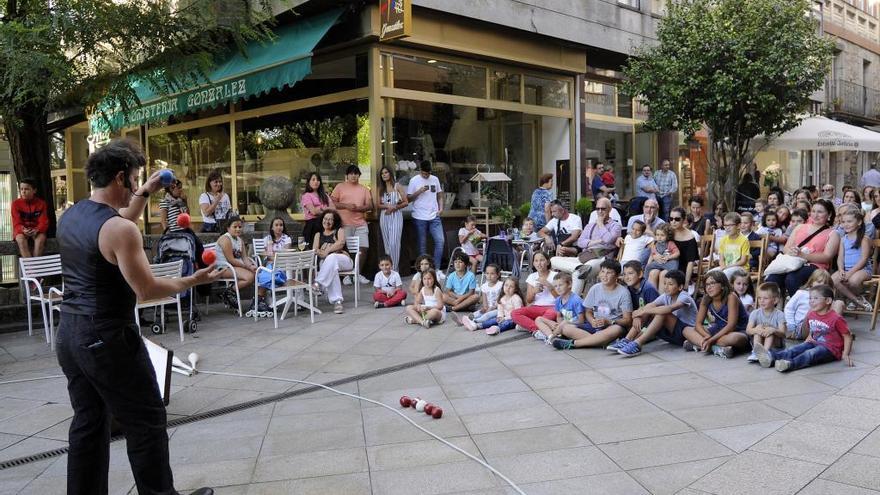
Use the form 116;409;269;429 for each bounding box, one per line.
490;71;521;102
584;81;615;116
234;99;369;215
524;75;570;109
146;124;231;221
385;53;486;99
385;98;570;211
583;120;635;198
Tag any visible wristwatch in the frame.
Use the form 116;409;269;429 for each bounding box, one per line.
134;190;149;198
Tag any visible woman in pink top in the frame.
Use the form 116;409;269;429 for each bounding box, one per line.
766;199;840;297
301;172;333;247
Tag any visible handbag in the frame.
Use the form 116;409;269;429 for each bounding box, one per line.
763;225;829;276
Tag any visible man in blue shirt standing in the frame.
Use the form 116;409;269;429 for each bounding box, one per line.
654;159;678;220
635;164;659;201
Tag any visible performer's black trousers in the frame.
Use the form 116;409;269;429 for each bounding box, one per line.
56;313;175;495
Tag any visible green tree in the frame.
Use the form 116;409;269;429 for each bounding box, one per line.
0;0;275;231
623;0;833;207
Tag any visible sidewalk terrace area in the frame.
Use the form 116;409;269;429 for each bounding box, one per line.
1;284;880;494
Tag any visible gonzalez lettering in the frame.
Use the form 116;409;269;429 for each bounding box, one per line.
186;79;247;108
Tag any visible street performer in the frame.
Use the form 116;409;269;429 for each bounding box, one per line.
56;139;220;495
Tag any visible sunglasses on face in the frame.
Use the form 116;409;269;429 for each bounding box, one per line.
669;216;683;221
595;207;608;211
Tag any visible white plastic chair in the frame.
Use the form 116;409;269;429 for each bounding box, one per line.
203;242;243;317
252;238;268;267
256;250;317;327
134;260;185;342
19;255;63;347
337;237;362;308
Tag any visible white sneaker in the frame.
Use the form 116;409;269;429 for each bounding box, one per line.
747;351;758;363
334;301;344;314
358;274;371;285
343;276;352;286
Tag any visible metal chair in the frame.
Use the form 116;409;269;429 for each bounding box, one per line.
134;261;186;342
19;255;63;347
203;242;243;317
337;236;362;307
252;237;268;267
843;238;880;331
256;250;317;327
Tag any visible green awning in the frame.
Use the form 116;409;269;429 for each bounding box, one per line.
89;8;342;134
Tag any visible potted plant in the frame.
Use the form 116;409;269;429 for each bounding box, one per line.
575;197;593;220
518;202;531;223
493;205;515;229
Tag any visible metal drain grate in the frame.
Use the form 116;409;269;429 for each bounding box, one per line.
0;331;530;470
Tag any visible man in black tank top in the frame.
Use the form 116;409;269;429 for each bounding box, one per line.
56;139;221;495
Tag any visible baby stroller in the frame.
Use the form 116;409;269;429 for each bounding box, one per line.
152;231;200;334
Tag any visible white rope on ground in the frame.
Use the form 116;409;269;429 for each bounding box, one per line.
0;375;65;386
199;370;528;495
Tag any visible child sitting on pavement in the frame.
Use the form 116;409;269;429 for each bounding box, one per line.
463;276;523;334
460;264;502;329
755;284;854;372
615;269;698;357
458;215;486;273
404;269;445;328
549;259;633;350
409;254;446;297
746;282;787;362
683;271;750;358
445;252;480;317
373;254;406;308
606;261;660;352
534;272;583;344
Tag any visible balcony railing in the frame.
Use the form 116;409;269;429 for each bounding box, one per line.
827;78;880;121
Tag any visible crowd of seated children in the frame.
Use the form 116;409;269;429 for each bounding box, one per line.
462;276;523;335
754;284;853;372
546;259;633;350
746;282;786;362
458;215;486;273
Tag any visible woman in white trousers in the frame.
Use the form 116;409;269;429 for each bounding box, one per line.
313;210;354;314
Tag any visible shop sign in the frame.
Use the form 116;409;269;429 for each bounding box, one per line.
380;0;411;41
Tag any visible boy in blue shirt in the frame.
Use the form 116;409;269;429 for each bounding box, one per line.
607;260;661;352
534;272;583;343
445;252;480;317
550;259;632;350
617;269;698;357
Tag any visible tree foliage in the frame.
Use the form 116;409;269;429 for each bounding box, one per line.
0;0;276;231
623;0;833;206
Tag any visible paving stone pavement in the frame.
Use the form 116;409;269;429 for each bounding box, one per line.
0;287;880;494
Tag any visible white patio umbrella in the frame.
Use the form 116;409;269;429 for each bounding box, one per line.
765;115;880;152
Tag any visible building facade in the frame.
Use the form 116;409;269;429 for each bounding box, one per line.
58;1;669;234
